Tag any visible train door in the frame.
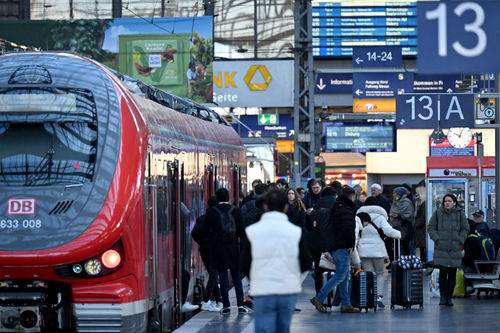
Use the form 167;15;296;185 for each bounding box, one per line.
167;160;182;326
143;153;157;298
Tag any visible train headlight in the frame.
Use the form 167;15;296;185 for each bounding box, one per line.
84;259;102;275
72;264;83;274
101;249;121;269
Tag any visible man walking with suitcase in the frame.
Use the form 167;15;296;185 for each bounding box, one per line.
310;186;360;313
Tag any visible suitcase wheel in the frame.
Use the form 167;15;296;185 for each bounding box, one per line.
390;305;394;310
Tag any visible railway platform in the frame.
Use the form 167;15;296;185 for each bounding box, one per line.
174;271;500;333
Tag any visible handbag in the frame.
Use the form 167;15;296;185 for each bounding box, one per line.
319;252;336;270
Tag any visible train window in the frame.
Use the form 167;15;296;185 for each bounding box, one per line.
0;88;97;186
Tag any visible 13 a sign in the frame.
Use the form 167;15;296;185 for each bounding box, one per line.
396;94;474;129
418;1;500;73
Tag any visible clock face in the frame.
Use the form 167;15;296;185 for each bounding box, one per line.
447;127;473;148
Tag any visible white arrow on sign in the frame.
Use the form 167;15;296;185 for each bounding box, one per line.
446;88;453;93
355;89;363;96
355;57;364;65
316;78;326;90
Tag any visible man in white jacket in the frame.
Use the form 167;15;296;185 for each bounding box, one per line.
244;189;311;333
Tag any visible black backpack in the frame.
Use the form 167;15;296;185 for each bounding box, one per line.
191;214;206;245
214;206;236;242
310;206;334;252
243;200;264;227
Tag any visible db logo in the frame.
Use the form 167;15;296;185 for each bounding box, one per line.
7;198;36;215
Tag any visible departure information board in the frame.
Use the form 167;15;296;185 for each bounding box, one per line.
312;1;418;57
322;121;396;153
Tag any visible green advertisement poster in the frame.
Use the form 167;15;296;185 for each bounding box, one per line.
0;17;213;103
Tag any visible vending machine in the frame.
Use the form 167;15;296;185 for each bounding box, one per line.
480;156;496;228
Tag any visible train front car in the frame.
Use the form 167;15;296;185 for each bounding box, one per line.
0;53;149;332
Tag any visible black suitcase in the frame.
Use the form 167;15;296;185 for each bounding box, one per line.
322;271;335;307
351;271;377;312
390;240;424;310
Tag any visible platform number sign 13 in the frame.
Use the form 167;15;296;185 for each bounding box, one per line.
417;1;500;74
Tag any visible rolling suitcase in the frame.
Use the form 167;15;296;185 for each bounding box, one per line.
390;239;424;310
351;271;377;312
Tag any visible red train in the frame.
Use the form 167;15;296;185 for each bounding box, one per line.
0;52;246;332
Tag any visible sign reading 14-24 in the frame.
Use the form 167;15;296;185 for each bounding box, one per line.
396;94;475;129
418;1;500;73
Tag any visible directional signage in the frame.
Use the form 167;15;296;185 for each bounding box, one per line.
353;73;413;98
258;114;279;125
418;1;500;73
413;74;495;94
352;47;402;67
315;73;353;94
396;94;475;129
232;114;294;139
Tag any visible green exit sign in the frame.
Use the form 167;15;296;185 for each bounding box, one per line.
258;114;279;125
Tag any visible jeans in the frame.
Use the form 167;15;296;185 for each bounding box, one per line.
203;268;221;303
218;268;244;308
316;249;351;306
253;294;297;333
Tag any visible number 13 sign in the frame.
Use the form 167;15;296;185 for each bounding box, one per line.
417;1;500;74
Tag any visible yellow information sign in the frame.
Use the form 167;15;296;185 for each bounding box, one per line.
353;99;396;113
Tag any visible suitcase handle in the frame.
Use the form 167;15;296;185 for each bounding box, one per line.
394;238;401;260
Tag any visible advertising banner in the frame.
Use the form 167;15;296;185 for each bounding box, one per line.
213;60;294;107
0;17;214;103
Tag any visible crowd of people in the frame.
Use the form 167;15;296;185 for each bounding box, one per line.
188;177;498;332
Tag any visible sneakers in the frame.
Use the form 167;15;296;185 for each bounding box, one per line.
238;305;253;314
221;307;231;314
310;297;328;313
181;302;199;312
201;301;220;312
340;305;361;313
331;305;341;312
377;301;385;309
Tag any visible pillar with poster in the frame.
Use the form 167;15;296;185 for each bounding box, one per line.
426;156;496;261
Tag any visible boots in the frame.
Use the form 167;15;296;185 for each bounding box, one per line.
439;279;447;305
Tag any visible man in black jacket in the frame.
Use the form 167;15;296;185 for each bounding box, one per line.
305;186;337;294
206;188;250;314
310;186;360;313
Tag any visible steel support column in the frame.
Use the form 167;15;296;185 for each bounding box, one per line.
293;0;316;188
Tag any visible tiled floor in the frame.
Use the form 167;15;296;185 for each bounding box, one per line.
174;269;500;333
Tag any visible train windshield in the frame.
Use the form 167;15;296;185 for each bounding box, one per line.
0;88;97;186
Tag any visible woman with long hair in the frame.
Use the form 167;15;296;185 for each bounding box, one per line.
428;193;469;306
286;188;306;228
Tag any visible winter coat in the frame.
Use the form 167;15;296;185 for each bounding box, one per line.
376;194;391;215
304;195;336;254
414;199;427;248
287;202;306;228
428;206;469;267
303;191;321;209
205;203;245;270
357;205;401;258
390;194;414;241
245;211;311;296
327;195;356;251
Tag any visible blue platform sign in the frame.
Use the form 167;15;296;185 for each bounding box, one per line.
418;1;500;73
396;94;475;129
315;73;353;94
232;114;294;139
353;72;413;98
352;47;403;67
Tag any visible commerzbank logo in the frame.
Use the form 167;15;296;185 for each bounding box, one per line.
244;65;272;91
213;65;272;91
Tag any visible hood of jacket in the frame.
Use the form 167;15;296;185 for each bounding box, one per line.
314;195;336;210
357;205;388;220
334;195;355;211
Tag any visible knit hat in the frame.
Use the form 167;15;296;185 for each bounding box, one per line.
394;187;407;197
401;183;412;193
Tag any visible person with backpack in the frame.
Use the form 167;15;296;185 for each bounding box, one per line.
462;222;496;273
357;197;402;308
428;193;469;306
305;186;336;294
241;183;266;227
205;188;251;314
243;189;311;333
192;196;222;312
310;186;361;314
